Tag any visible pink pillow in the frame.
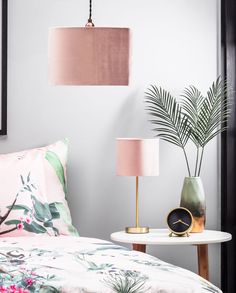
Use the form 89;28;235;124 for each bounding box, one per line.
0;139;78;237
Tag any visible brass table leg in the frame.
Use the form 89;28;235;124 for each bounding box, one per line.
197;244;209;280
132;243;146;253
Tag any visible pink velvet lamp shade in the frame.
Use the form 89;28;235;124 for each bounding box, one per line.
116;138;159;176
48;27;130;86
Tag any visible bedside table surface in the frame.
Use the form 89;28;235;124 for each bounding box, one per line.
110;229;232;245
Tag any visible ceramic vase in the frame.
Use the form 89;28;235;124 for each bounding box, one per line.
180;177;206;232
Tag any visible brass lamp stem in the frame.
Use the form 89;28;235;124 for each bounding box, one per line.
125;176;149;234
136;176;139;228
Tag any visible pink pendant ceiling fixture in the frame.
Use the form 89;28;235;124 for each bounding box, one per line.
49;0;130;86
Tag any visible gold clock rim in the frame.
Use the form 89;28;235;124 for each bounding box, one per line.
166;207;194;236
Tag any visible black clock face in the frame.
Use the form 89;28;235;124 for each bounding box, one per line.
167;208;192;234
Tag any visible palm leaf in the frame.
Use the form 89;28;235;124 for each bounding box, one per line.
181;85;205;146
195;77;230;147
145;85;191;148
144;78;231;177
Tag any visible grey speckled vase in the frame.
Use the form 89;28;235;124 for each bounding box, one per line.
180;177;206;232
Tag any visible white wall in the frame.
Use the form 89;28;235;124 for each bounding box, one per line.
3;0;221;287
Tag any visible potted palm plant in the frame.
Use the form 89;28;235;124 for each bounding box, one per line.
145;77;230;232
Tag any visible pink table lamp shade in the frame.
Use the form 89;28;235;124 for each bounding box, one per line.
48;27;130;86
116;138;159;176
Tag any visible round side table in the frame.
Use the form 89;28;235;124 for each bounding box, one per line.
111;229;232;281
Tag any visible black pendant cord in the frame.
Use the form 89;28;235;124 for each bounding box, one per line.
89;0;92;21
86;0;94;27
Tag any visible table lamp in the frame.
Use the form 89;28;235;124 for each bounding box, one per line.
116;138;159;234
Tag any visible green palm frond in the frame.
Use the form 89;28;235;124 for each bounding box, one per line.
145;85;192;176
144;77;231;176
196;77;230;147
145;85;191;148
181;85;205;146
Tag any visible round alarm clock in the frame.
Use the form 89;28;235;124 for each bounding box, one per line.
167;207;193;237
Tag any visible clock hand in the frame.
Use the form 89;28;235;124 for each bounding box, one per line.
179;219;190;227
172;219;181;225
172;219;190;227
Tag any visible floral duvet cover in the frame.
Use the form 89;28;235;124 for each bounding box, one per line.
0;236;221;293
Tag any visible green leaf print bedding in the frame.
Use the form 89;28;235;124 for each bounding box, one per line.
0;236;221;292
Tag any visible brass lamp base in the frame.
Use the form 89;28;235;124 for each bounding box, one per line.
125;226;149;234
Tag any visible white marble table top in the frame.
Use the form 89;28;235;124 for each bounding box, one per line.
111;229;232;245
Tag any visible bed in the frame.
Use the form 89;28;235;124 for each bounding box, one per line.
0;236;221;292
0;141;222;292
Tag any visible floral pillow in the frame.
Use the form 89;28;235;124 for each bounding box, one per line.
0;139;78;237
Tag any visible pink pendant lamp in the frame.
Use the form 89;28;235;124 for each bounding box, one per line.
48;0;130;86
116;138;159;233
